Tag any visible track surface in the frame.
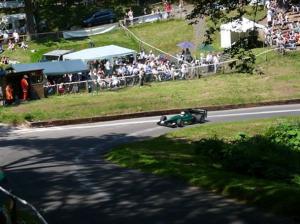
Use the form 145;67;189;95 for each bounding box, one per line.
1;104;300;224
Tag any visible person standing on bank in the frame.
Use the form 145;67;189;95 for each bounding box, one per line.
5;83;14;105
21;75;29;101
139;68;145;86
128;8;134;26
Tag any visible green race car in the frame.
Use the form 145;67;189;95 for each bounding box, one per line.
157;108;207;128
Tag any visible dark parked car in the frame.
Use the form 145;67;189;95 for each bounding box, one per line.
83;10;116;27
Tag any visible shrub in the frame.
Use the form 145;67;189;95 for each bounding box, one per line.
194;122;300;183
266;122;300;151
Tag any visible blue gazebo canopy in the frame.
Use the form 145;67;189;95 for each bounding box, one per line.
10;59;88;76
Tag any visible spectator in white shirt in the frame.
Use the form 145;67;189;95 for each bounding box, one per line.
213;54;219;73
3;32;9;44
206;53;213;64
20;40;28;50
12;30;19;43
265;0;270;9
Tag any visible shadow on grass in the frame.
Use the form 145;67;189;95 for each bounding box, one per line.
0;132;293;224
32;36;89;46
107;135;300;219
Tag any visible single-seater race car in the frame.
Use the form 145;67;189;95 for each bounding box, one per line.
157;108;207;128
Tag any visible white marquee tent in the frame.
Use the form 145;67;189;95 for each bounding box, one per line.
220;17;266;48
63;45;136;62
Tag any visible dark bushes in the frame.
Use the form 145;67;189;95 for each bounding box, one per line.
194;122;300;183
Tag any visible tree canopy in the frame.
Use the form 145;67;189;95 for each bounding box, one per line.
187;0;267;72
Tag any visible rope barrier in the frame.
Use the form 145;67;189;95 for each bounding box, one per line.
119;23;191;64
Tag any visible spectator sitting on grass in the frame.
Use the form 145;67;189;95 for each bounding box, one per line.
1;56;9;65
7;40;15;51
58;83;65;94
20;40;28;50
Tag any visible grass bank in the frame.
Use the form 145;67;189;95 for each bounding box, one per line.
106;116;300;218
1;50;300;124
1;19;193;63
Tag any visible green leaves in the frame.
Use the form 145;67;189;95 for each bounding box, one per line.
194;122;300;183
266;122;300;151
188;0;261;72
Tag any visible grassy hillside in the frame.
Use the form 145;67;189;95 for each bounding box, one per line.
1;19;194;63
1;50;300;124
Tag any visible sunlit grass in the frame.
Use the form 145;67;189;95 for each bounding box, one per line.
1;20;193;63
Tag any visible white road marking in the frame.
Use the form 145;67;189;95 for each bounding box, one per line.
208;109;300;118
12;120;158;134
11;108;300;134
128;126;163;137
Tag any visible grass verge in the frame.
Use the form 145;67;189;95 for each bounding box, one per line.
1;50;300;124
106;116;300;218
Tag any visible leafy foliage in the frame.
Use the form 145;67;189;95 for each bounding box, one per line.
188;0;263;72
195;122;300;182
225;37;257;73
266;122;300;151
107;118;300;217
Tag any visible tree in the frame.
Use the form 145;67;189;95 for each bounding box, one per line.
24;0;36;40
187;0;261;73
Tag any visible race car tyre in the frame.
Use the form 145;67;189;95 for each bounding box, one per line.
160;115;167;122
177;119;184;127
192;115;197;123
200;115;205;123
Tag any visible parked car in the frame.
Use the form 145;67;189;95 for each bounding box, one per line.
82;10;116;27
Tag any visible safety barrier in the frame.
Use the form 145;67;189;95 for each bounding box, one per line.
121;12;170;27
43;62;232;97
43;46;283;97
0;186;48;224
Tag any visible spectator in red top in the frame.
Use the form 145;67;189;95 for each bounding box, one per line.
21;75;29;100
164;1;172;18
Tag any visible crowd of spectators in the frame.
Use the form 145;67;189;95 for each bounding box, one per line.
86;49;220;87
86;50;181;88
264;0;300;52
45;48;222;95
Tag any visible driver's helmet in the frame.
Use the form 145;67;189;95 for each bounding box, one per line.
180;111;185;116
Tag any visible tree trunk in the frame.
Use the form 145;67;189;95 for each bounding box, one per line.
24;0;36;41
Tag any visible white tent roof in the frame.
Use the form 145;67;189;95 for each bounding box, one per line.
63;45;136;61
220;17;265;33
